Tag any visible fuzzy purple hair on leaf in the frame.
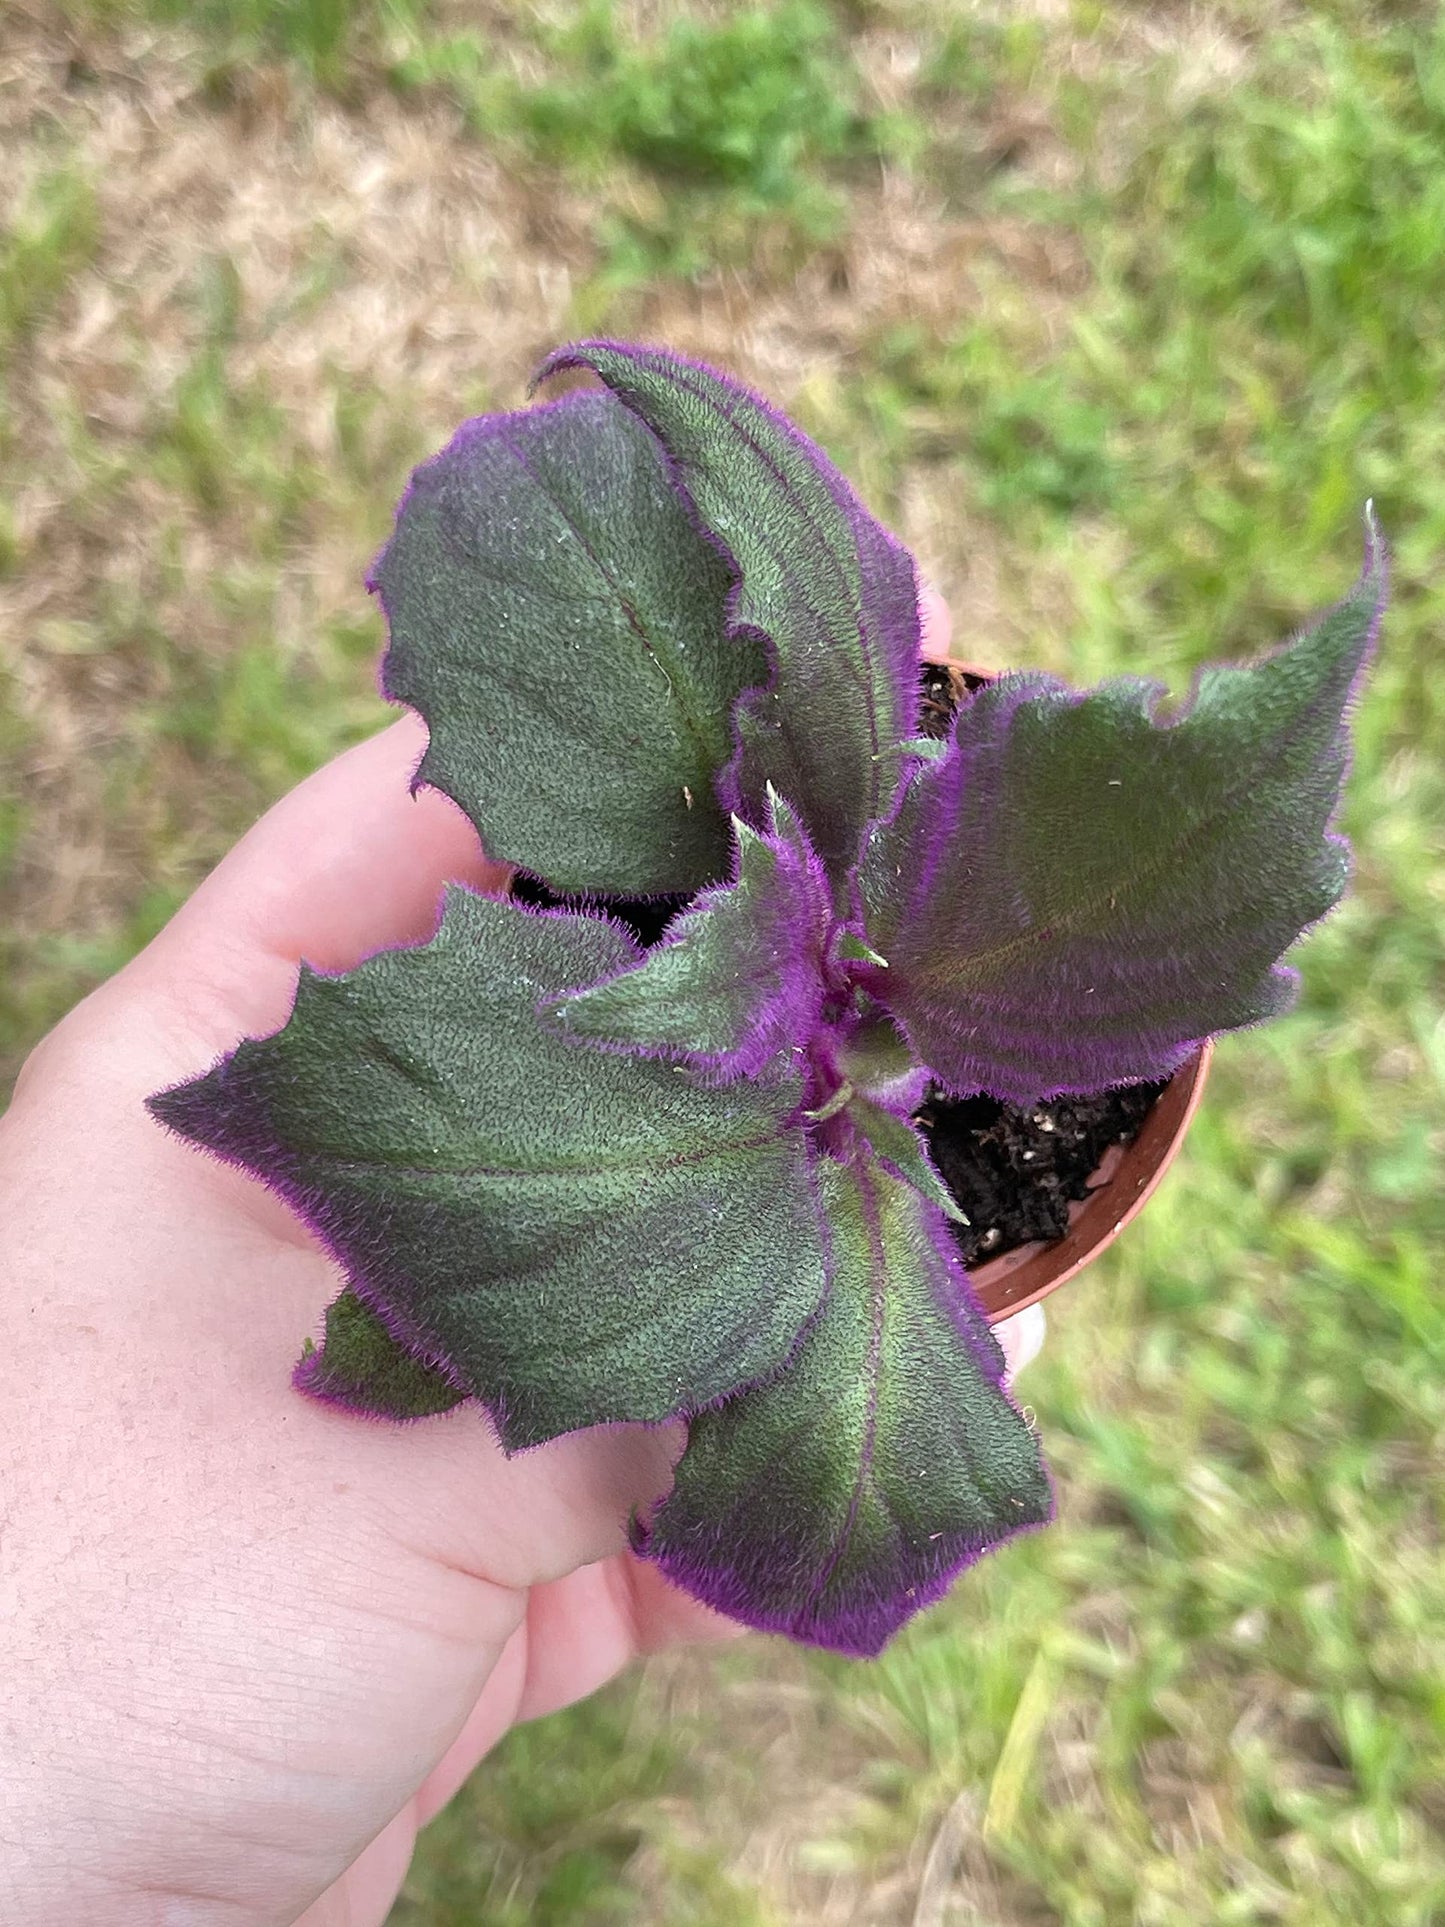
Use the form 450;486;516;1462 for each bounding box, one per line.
539;790;834;1083
533;341;924;890
860;516;1386;1103
633;1159;1052;1656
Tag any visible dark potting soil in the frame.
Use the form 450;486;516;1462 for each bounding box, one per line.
510;662;1165;1265
509;869;689;948
917;1081;1165;1268
917;660;986;739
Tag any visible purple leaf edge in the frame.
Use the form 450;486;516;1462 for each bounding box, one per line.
147;893;777;1450
537;804;835;1087
533;340;923;844
865;509;1389;1105
632;1172;1056;1658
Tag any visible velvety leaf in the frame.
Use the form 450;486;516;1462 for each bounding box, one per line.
541;791;831;1080
372;390;766;895
148;892;827;1449
844;1095;964;1223
296;1287;466;1420
634;1158;1051;1656
535;342;922;888
835;931;889;968
896;735;949;763
862;521;1387;1102
835;1009;926;1113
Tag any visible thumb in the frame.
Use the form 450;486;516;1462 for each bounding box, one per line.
118;714;508;1051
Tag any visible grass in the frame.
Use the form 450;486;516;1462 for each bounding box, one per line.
1;1;1441;1921
386;0;904;282
56;0;426;88
0;159;100;346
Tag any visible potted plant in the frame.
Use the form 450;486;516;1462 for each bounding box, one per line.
149;342;1385;1657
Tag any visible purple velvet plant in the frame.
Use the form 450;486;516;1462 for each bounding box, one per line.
149;342;1386;1657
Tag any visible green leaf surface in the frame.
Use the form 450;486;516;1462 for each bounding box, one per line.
541;792;831;1080
845;1095;965;1223
835;1010;915;1094
862;518;1387;1101
636;1159;1050;1655
372;391;766;895
298;1287;466;1420
536;342;923;888
149;892;827;1448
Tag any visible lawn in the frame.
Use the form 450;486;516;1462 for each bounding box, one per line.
1;2;1441;1921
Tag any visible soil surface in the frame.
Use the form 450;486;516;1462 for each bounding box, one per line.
512;662;1165;1266
918;1081;1165;1266
916;660;986;737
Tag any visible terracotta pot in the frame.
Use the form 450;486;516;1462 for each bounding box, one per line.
918;655;1212;1325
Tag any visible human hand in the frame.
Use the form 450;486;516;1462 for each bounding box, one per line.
0;591;1042;1927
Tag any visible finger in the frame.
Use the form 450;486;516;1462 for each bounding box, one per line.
123;715;508;1044
410;1625;530;1829
619;1552;746;1653
919;581;953;657
996;1302;1046;1379
505;1556;737;1732
291;1806;419;1927
407;1555;723;1832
